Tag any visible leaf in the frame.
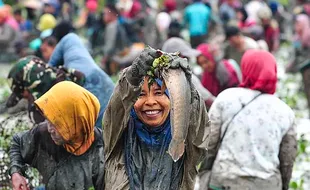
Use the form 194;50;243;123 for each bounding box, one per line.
290;181;298;189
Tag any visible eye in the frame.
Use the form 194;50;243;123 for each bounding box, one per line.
155;91;163;96
139;92;146;97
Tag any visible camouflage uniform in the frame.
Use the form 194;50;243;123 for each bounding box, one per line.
6;56;85;123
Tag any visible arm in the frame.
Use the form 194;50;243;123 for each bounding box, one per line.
48;33;82;66
92;129;105;190
103;47;161;158
103;69;142;159
279;122;297;190
9;126;41;189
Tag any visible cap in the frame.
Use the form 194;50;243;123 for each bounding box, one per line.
37;13;57;31
162;37;201;57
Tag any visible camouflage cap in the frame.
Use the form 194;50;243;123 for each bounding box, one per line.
6;56;85;108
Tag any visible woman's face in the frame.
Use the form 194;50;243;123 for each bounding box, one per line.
134;78;170;127
197;55;215;72
47;121;65;145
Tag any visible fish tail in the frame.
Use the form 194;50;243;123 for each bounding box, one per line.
168;140;185;162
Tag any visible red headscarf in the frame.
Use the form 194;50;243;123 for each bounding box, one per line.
197;44;239;96
239;50;277;94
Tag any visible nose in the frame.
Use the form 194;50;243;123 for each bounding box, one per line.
145;95;157;106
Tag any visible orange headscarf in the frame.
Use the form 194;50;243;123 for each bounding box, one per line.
35;81;100;155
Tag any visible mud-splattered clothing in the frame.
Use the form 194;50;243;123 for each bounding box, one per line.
7;56;85;123
103;68;210;190
9;122;105;190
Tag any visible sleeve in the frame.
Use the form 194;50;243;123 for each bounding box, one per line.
191;75;216;102
9;126;40;176
103;67;142;159
92;132;105;190
48;39;64;67
48;33;81;66
279;120;297;190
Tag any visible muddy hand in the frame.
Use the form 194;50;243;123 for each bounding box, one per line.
126;46;161;85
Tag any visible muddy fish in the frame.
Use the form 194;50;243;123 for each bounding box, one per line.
161;68;191;162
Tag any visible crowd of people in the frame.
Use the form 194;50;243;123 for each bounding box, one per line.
1;0;309;189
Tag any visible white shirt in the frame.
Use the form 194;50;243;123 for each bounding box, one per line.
209;88;295;180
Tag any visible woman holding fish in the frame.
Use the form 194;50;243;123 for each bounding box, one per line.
103;47;211;189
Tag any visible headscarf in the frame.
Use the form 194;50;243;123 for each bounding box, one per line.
197;44;237;96
7;56;85;105
7;56;85;123
35;81;100;155
295;14;310;48
239;49;277;94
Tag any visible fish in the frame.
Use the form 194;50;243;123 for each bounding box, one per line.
161;68;191;162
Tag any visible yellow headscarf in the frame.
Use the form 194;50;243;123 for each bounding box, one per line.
35;81;100;156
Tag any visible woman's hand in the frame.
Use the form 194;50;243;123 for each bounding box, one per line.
11;173;29;190
126;47;161;85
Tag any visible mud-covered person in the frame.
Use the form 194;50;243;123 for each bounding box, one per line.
103;47;210;189
9;81;104;190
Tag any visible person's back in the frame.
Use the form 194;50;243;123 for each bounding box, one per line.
202;50;296;190
184;1;211;47
48;33;115;127
184;2;210;36
208;88;295;189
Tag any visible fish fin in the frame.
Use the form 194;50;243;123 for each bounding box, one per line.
168;140;185;162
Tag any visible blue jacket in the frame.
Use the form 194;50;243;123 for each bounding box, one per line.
49;33;115;127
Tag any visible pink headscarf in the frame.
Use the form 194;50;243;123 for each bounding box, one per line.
164;0;177;13
295;14;310;48
239;50;277;94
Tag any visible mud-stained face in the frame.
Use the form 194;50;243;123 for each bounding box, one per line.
134;78;170;127
47;121;65;145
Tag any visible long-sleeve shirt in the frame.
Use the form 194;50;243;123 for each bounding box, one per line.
48;33;115;127
9;122;105;190
201;87;297;190
103;68;211;190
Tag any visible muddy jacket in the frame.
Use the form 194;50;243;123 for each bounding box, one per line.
103;69;210;190
9;122;105;190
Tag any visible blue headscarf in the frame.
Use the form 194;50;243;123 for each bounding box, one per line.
129;79;171;149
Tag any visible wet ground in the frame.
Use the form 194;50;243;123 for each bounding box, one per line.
0;45;310;189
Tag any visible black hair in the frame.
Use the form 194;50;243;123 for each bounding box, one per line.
42;36;58;47
105;4;119;16
236;7;248;23
13;9;22;15
51;21;75;42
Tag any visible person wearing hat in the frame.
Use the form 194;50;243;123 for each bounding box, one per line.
37;13;57;32
162;37;216;107
224;25;259;65
257;5;280;53
9;81;105;190
6;56;85;124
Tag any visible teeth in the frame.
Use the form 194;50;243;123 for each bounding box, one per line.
145;110;160;115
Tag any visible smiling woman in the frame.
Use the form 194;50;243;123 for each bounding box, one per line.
103;47;211;190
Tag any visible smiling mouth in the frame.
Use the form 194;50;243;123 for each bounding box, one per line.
143;110;162;118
